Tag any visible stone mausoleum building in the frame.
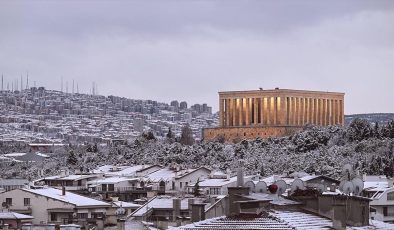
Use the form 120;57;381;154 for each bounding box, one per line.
203;88;345;142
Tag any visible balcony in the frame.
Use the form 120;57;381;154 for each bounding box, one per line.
93;186;152;193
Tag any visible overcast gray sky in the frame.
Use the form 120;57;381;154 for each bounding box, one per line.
0;0;393;114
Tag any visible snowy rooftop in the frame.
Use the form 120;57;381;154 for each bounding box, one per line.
271;210;394;230
22;187;110;207
145;168;176;182
169;216;292;230
44;174;98;181
131;196;190;217
113;201;141;208
0;212;33;220
94;165;146;177
88;177;137;185
191;175;254;187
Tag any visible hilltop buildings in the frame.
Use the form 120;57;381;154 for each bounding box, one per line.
204;88;345;142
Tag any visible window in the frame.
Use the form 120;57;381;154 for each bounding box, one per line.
387;192;394;200
77;213;88;219
384;207;388;217
5;198;12;206
51;213;57;222
24;198;30;206
108;184;115;192
77;180;82;186
180;182;183;188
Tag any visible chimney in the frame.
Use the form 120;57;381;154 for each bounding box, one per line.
191;203;206;222
62;186;66;196
237;160;244;187
172;198;181;222
330;183;336;192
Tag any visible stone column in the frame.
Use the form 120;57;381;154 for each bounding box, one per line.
274;96;278;125
245;98;250;126
305;98;310;124
263;97;268;125
322;99;327;126
279;96;286;125
219;98;224;127
254;98;259;125
339;100;344;126
287;97;291;125
329;99;333;125
238;98;243;126
267;97;272;125
225;99;230;127
260;97;264;125
291;97;296;125
232;98;237;126
300;98;304;125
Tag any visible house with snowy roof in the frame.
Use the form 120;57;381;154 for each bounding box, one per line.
0;212;33;229
186;175;256;196
40;173;103;193
368;185;394;223
0;187;111;226
128;196;206;229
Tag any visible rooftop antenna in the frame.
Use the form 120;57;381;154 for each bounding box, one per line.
1;74;3;91
26;72;29;89
16;78;18;91
12;80;14;92
66;81;68;94
72;79;74;94
61;76;63;92
20;75;23;92
7;82;9;91
77;83;79;94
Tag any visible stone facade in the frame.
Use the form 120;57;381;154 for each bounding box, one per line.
204;88;345;142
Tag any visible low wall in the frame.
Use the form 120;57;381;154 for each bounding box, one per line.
203;126;302;142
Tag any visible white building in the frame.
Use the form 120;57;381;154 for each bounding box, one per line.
0;187;110;226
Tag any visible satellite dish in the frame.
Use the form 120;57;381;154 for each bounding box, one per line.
244;181;256;192
341;181;354;195
352;178;364;195
274;180;287;195
256;181;267;193
291;179;305;192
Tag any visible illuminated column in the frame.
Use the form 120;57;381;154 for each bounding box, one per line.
238;98;243;126
295;97;299;125
305;98;310;124
322;99;326;126
219;98;224;126
263;97;269;125
287;97;292;125
225;99;230;127
267;97;272;125
316;99;320;125
339;99;344;126
254;98;258;125
329;99;333;125
292;97;296;125
232;98;237;126
278;96;286;125
301;98;304;125
335;100;340;125
260;97;264;125
245;98;250;126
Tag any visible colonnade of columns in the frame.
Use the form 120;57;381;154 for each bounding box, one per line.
219;96;344;127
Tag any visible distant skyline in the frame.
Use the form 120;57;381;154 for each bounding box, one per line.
0;0;393;114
